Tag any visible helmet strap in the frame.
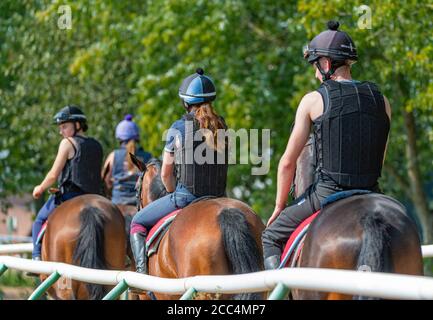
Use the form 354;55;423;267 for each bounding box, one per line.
314;61;334;81
73;121;81;136
182;100;191;112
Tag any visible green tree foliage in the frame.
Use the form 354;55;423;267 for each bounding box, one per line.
1;1;432;240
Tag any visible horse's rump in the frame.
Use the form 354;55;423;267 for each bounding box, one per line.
149;197;265;299
295;193;423;299
41;195;126;300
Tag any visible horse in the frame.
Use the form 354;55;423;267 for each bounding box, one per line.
130;155;266;300
288;135;424;299
40;194;127;300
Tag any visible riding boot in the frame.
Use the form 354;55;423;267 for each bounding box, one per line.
26;256;41;277
130;232;148;274
264;255;280;270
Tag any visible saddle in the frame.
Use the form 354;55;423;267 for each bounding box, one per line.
279;189;372;268
36;221;48;245
145;195;217;257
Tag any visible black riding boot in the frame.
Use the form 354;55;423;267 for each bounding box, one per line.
264;255;280;270
130;232;148;274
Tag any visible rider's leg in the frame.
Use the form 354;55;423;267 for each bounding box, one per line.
31;195;57;259
130;183;197;274
130;193;177;274
262;188;321;270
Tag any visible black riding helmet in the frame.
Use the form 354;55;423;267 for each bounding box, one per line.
304;21;358;80
53;105;88;133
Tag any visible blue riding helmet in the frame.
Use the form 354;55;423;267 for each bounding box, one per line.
115;114;140;142
179;68;216;106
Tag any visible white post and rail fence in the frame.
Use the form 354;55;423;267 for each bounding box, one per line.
1;243;433;300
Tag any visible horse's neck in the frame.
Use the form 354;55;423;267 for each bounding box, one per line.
294;136;316;197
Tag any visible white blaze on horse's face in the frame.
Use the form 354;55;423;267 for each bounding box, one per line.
58;122;76;138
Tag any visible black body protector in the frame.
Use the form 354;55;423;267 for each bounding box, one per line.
59;135;103;194
313;80;390;188
174;113;228;197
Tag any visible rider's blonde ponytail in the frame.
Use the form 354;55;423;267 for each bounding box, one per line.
125;139;136;172
192;103;226;152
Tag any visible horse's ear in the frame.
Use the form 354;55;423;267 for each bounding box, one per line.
129;153;146;172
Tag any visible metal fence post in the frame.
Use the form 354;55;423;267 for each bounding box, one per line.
180;287;197;300
28;271;61;300
268;282;290;300
0;264;7;277
102;280;129;300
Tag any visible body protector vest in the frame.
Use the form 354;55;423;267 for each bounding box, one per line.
313;80;390;188
112;146;152;205
174;113;228;197
58;135;103;194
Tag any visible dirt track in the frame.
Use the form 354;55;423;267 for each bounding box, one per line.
0;286;35;300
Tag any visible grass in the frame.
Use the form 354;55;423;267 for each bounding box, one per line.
0;269;37;287
423;258;433;276
0;269;39;300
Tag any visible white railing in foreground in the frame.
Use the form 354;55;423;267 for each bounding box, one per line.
0;243;33;254
2;243;433;257
423;245;433;258
1;255;433;300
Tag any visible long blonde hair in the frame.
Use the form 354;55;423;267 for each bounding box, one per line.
192;103;226;151
125;139;136;172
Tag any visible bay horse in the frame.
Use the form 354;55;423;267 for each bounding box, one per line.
130;155;266;300
40;194;126;300
289;135;424;299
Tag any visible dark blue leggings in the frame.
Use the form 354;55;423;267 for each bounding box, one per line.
130;183;196;235
31;192;82;258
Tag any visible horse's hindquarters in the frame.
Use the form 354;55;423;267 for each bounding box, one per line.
295;194;423;300
147;198;265;300
41;195;127;300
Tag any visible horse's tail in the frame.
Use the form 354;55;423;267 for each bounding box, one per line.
73;206;107;300
218;208;262;300
354;212;392;300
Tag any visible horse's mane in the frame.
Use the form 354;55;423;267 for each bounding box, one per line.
147;158;169;201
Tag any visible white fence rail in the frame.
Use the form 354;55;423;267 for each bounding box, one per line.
2;243;433;257
0;243;33;254
423;245;433;258
1;255;433;300
1;243;433;300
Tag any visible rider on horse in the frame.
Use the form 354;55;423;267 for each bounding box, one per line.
130;68;228;274
102;114;152;205
31;105;103;261
262;21;392;270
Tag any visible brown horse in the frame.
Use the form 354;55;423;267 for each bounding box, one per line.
130;156;266;300
41;194;126;300
290;136;424;299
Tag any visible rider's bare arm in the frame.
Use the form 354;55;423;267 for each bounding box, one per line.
383;95;392;164
274;92;319;210
101;151;114;194
161;151;176;193
38;138;74;191
101;151;114;180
